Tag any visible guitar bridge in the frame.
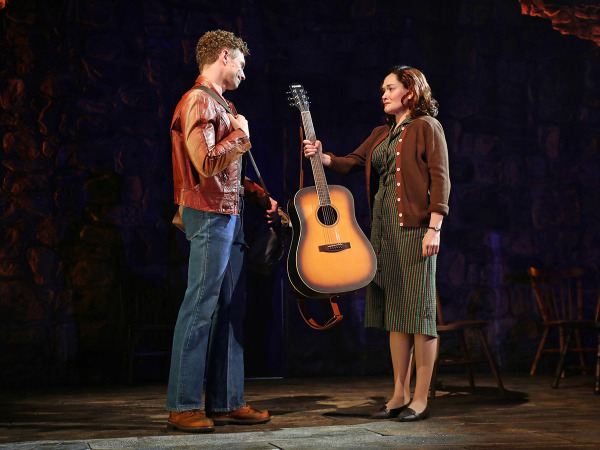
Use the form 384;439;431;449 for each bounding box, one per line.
318;242;351;253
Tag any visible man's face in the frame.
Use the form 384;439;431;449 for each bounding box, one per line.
223;49;246;91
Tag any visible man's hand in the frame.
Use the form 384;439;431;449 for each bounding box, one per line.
265;197;280;225
228;113;250;137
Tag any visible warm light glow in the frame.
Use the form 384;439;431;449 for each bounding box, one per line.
520;0;600;47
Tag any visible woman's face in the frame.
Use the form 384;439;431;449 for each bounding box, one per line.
381;73;412;117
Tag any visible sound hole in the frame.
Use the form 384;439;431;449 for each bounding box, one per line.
316;205;338;226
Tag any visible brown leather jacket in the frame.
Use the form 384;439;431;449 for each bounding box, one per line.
171;76;267;215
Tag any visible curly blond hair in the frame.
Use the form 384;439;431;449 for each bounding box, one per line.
195;30;249;73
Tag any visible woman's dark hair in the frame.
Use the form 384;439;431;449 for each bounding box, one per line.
384;65;438;126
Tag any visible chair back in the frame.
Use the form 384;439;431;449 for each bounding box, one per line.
527;267;584;322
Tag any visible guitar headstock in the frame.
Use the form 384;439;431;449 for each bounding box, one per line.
288;84;310;112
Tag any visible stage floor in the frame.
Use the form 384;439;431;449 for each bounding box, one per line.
1;373;599;448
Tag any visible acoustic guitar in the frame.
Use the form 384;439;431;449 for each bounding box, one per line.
287;84;377;299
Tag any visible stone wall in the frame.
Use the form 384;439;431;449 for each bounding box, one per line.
1;0;599;386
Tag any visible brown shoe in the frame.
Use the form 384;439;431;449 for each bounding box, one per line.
208;404;271;425
167;410;215;433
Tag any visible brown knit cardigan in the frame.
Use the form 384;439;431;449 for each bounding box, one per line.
326;115;450;227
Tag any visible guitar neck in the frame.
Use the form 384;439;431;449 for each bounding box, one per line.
301;111;331;206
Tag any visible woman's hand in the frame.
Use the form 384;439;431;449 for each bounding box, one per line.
303;140;331;166
422;229;440;257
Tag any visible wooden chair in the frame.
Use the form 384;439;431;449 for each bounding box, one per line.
552;284;600;394
527;267;594;375
431;294;505;397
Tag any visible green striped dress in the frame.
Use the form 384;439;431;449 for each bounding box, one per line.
364;123;438;337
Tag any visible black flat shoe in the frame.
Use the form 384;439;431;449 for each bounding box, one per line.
397;405;431;422
370;403;410;419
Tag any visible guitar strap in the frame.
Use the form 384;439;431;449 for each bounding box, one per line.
295;124;343;330
297;295;343;330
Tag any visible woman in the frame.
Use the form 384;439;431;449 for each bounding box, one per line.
303;66;450;421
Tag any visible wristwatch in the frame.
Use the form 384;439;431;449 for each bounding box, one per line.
427;226;441;232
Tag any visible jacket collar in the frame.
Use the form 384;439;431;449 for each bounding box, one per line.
194;75;228;104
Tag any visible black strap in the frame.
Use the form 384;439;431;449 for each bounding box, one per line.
194;85;235;114
194;85;269;196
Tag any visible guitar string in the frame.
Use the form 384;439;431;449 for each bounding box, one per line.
301;110;341;245
301;111;340;244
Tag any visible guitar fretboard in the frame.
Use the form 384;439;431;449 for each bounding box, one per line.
301;110;331;206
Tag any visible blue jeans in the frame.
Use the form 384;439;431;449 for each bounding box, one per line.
166;203;246;413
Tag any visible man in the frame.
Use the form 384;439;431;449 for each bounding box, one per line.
167;30;277;433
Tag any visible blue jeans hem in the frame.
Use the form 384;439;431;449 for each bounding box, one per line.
166;405;204;412
206;402;246;414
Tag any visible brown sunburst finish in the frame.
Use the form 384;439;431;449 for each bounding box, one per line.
287;185;377;297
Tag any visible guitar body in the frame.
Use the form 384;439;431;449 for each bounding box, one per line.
287;185;377;298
